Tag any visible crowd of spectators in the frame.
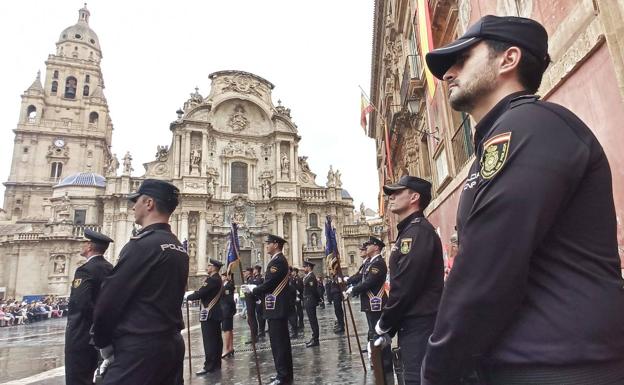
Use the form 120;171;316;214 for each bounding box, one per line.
0;296;68;327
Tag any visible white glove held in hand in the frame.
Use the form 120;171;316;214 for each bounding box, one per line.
374;333;392;348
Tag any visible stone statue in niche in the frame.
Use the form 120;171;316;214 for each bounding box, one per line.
281;153;290;176
327;165;336;187
212;213;222;226
107;154;119;176
189;215;197;239
311;233;318;247
261;179;272;199
190;149;202;166
207;178;216;196
53;255;66;274
122;151;133;175
335;169;342;188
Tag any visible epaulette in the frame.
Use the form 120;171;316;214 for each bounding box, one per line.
130;230;154;240
509;95;539;109
410;217;422;224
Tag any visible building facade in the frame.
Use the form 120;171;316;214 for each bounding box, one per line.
369;0;624;266
0;6;365;299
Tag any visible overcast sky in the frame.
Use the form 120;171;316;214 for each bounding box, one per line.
0;1;378;212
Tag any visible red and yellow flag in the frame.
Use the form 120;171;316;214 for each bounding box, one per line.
416;0;436;97
360;93;374;132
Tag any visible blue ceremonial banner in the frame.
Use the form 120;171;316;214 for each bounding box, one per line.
325;215;339;272
226;222;240;274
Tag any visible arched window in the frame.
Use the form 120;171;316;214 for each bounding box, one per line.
50;162;63;179
309;213;318;227
85;74;90;83
51;81;58;94
64;76;77;99
231;162;248;194
53;70;59;79
89;112;99;124
83;85;89;96
26;105;37;122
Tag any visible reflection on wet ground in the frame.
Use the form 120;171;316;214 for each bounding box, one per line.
0;300;380;384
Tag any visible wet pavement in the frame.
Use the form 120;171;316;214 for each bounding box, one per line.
0;300;382;384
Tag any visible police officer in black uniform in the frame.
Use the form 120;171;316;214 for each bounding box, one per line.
346;241;371;290
421;15;624;385
247;235;293;385
65;229;113;385
294;267;305;330
287;267;300;339
187;259;223;374
375;176;444;385
252;265;266;337
302;260;321;347
345;236;393;379
329;274;345;333
93;179;188;385
243;267;259;342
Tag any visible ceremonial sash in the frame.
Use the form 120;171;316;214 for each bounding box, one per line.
367;286;385;312
265;273;289;311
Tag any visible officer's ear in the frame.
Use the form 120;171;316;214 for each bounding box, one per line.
409;191;421;204
498;46;522;77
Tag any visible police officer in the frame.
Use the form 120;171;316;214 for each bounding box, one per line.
252;265;266;337
243;267;259;342
65;229;113;385
294;267;305;330
287;267;299;339
93;179;188;385
346;241;371;290
421;15;624;385
329;274;345;333
246;235;293;385
345;236;393;379
302;260;321;347
375;176;444;385
187;259;224;374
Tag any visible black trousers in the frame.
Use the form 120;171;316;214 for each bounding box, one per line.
304;300;319;340
397;315;436;385
247;298;258;339
201;319;222;371
333;295;345;328
367;311;394;381
296;300;304;328
101;333;184;385
268;318;293;382
255;301;266;334
288;304;298;333
65;347;98;385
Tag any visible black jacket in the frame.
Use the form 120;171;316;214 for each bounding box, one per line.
93;223;189;347
423;93;624;384
220;280;236;318
252;253;290;319
188;273;223;321
346;258;369;287
303;272;320;306
379;211;443;335
351;255;387;312
65;255;112;352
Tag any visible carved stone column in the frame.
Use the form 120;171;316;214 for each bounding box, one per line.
289;142;295;181
180;212;189;244
276;213;284;237
202;133;209;176
212;240;219;263
197;212;207;272
182;132;191;176
291;212;300;267
275;141;282;180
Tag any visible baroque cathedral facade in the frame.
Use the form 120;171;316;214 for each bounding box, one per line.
0;6;372;298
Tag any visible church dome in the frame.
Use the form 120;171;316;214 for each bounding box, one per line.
56;172;106;188
57;5;101;53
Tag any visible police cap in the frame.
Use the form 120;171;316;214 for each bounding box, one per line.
266;234;287;246
208;259;224;269
303;259;315;268
383;175;432;203
367;236;385;249
84;228;114;245
426;15;550;80
254;264;262;271
359;242;368;251
128;179;180;210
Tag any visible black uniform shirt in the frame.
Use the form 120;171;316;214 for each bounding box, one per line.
346;258;370;286
93;223;189;348
252;252;289;319
351;254;388;312
66;255;113;352
188;273;223;321
303;272;320;304
423;92;624;384
379;211;443;335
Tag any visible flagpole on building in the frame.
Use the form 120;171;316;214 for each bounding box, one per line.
229;223;263;385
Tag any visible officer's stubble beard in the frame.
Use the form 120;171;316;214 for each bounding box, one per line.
448;56;498;113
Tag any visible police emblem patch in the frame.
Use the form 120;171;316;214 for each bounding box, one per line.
72;279;82;288
371;267;379;274
400;238;412;254
480;132;511;179
270;266;278;273
309;281;314;286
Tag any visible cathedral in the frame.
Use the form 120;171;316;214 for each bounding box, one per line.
0;6;373;298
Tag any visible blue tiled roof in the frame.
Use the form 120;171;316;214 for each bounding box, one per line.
56;172;106;188
341;189;352;199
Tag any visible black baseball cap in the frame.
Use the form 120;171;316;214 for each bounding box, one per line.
383;175;432;202
426;15;550;79
128;179;180;209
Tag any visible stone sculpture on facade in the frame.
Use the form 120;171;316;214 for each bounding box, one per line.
53;255;66;274
155;145;169;161
122;151;133;175
327;165;336;187
106;153;119;176
281;152;290;177
335;169;342;187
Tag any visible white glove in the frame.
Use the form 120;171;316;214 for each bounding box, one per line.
342;291;349;300
183;290;194;301
241;284;256;294
255;299;262;305
296;297;300;302
100;345;114;361
375;319;389;336
374;333;392;348
337;277;344;283
344;286;353;298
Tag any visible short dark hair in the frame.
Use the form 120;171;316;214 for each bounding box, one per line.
420;194;432;211
91;242;109;254
484;39;548;94
143;195;175;215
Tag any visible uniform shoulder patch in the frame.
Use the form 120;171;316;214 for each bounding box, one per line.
130;230;154;240
309;281;314;286
270;266;278;273
480;132;511;180
400;238;412;254
370;267;380;274
72;278;82;288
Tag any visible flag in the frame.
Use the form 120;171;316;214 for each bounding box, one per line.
360;93;374;131
416;0;436;97
226;223;240;274
324;215;339;274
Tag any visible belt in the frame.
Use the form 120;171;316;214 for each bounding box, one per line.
484;360;624;385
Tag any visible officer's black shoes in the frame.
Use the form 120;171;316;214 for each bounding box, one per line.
305;339;319;347
290;332;299;339
195;369;208;375
334;327;345;334
221;350;234;358
258;332;266;338
268;378;291;385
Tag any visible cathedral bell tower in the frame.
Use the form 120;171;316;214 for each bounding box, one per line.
3;4;113;221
